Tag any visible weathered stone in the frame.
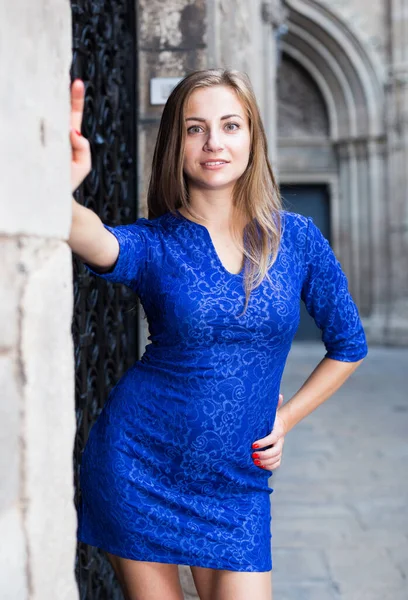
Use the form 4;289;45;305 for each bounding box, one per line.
0;355;20;513
0;507;28;600
0;1;73;238
139;0;206;50
20;239;77;600
0;239;25;351
138;48;208;118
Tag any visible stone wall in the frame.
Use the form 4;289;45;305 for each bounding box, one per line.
385;0;408;343
280;0;408;344
318;0;388;68
0;1;77;599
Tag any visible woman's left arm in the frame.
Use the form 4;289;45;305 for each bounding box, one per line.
251;216;368;468
277;355;364;434
251;357;364;467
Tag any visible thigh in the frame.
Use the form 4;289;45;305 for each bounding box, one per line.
190;565;217;600
106;552;184;600
211;568;273;600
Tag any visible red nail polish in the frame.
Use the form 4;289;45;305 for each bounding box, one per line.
252;443;259;449
254;460;261;465
252;453;259;459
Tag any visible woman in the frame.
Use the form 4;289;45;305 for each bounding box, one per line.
70;69;367;600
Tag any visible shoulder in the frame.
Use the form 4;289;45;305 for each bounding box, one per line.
279;209;309;231
277;209;310;250
119;213;171;240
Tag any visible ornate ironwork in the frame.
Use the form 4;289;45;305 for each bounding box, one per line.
70;1;138;598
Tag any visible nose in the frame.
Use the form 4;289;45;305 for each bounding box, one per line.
203;128;224;152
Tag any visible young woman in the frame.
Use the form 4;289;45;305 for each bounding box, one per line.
70;70;367;600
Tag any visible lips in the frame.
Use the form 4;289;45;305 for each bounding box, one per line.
200;159;230;167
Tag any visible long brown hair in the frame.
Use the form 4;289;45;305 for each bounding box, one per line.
147;69;283;315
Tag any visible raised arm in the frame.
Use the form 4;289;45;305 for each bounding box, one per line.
68;79;118;271
69;198;119;271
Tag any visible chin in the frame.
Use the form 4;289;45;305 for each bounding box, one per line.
193;174;242;190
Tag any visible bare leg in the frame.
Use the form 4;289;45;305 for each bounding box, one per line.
190;566;273;600
106;553;184;600
212;569;273;600
190;565;217;600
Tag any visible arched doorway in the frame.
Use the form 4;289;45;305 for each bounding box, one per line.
277;0;386;341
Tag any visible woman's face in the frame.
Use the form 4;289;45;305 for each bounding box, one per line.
182;85;251;194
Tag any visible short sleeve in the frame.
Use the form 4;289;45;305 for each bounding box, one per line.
301;217;368;362
85;221;146;293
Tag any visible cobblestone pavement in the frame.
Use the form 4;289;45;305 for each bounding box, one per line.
270;342;408;600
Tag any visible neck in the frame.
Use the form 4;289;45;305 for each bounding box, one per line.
182;187;238;229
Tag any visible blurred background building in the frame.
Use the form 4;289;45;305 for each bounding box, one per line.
1;0;407;599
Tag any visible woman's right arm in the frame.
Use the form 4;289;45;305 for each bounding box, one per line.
68;79;119;272
68;198;119;272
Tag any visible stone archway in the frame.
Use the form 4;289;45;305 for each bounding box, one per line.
277;0;387;334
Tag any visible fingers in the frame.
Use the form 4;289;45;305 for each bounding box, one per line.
70;127;91;162
70;78;85;134
251;393;284;450
252;438;284;471
252;424;282;449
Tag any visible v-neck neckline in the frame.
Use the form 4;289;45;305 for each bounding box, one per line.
173;210;246;277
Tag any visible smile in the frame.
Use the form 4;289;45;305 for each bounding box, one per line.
201;161;229;168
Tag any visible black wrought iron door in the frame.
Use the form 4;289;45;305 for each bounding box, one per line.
70;2;138;598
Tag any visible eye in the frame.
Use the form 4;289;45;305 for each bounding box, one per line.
187;125;204;134
225;122;240;132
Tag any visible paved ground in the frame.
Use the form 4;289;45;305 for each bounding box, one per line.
271;342;408;600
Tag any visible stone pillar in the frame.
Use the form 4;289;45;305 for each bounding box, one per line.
336;142;353;281
355;139;371;314
366;136;389;341
0;1;77;600
386;0;408;344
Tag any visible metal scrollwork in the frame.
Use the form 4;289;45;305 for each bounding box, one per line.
70;1;138;598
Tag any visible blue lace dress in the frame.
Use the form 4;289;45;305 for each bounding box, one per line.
77;209;368;572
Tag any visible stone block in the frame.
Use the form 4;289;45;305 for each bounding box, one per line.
0;355;20;512
0;506;28;600
0;239;25;350
19;238;77;599
0;2;73;238
139;0;206;50
138;48;208;119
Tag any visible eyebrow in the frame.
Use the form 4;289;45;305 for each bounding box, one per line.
185;114;244;122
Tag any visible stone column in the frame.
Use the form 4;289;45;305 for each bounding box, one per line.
366;136;389;341
336;142;353;282
386;0;408;344
0;1;77;599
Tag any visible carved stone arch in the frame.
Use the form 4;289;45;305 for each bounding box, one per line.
282;0;384;139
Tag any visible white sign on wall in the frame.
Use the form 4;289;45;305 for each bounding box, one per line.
150;77;184;105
